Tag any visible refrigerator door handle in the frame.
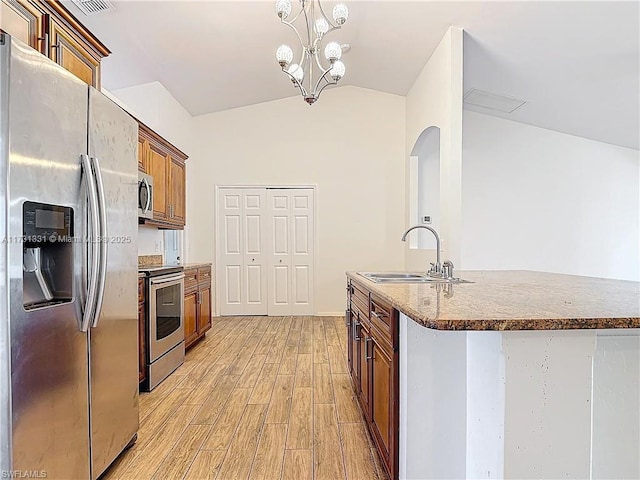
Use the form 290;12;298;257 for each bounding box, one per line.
81;154;100;333
91;156;108;328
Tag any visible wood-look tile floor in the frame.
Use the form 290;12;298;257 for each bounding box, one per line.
101;316;387;480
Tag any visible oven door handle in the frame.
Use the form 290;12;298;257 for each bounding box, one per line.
150;273;185;285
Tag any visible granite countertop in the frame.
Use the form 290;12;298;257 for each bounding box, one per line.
347;270;640;331
182;262;212;270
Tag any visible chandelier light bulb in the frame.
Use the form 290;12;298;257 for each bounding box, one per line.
275;44;294;68
330;60;345;81
275;0;292;19
333;3;349;25
314;18;329;36
324;42;342;62
288;63;304;83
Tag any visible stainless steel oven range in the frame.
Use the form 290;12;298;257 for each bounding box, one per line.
139;265;185;391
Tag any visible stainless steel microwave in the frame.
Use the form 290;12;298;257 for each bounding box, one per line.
138;172;153;220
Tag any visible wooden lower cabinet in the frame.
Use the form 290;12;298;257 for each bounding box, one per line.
347;278;399;480
138;278;146;384
371;335;394;463
184;265;212;349
184;289;199;347
198;284;212;334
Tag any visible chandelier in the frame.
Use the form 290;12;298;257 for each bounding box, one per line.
274;0;349;105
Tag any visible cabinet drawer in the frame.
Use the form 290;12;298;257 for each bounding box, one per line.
350;281;369;317
197;266;211;285
184;268;198;291
370;294;392;335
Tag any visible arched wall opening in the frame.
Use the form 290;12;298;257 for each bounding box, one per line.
408;126;441;250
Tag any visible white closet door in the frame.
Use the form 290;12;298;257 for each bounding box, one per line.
217;188;267;315
243;191;268;314
267;189;314;315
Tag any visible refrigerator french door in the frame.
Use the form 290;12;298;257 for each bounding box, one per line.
0;34;138;479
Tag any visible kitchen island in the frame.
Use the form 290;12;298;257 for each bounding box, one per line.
346;271;640;480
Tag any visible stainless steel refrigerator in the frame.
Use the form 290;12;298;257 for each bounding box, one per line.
0;34;139;479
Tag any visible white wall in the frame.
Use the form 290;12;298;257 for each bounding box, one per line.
461;110;640;281
108;82;194;258
189;86;406;314
405;26;464;270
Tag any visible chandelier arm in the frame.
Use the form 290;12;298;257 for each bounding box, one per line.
316;0;337;29
280;4;305;27
300;2;313;52
281;20;307;56
313;52;326;72
282;68;309;96
313;75;338;102
312;66;335;95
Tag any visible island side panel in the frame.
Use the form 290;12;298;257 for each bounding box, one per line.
466;331;505;479
399;313;467;480
591;330;640;479
502;330;596;479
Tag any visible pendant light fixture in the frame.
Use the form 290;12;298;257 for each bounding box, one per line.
274;0;349;105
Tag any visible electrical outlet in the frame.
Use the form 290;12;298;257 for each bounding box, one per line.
422;215;432;224
154;240;161;252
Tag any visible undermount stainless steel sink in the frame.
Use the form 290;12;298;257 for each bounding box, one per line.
358;272;473;284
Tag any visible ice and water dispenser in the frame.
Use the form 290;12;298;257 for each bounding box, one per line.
22;201;74;309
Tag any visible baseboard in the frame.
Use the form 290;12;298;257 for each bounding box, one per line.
316;312;346;317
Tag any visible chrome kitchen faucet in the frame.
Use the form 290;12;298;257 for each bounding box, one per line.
401;225;455;279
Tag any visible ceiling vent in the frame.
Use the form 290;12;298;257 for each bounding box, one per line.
463;89;526;114
71;0;115;15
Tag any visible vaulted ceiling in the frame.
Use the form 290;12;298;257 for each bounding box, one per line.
62;1;639;149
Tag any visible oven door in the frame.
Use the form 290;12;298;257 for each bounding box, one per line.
148;273;184;363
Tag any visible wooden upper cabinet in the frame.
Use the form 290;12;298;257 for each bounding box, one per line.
169;157;185;225
137;122;188;230
0;0;46;52
138;138;148;173
49;16;100;87
0;0;109;87
148;142;169;222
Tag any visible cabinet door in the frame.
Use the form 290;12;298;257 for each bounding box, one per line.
197;286;212;335
138;302;146;383
184;290;198;348
371;340;392;464
1;0;46;52
347;307;353;379
49;16;100;87
147;142;169;221
138;137;148;173
350;312;360;392
359;325;371;419
168;156;185;226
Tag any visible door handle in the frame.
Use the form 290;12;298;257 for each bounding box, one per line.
91;156;108;328
80;154;99;333
353;321;361;341
37;32;49;55
141;177;151;213
365;337;372;361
